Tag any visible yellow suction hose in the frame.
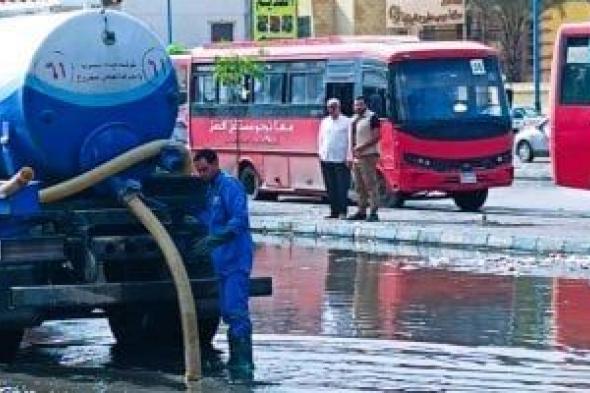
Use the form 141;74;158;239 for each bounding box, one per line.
123;194;201;382
38;140;201;383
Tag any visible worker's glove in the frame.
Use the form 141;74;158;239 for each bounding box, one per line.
191;230;235;257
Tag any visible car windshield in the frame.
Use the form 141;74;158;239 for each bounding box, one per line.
392;57;511;140
518;107;539;117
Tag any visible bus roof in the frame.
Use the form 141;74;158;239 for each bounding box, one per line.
189;37;498;64
558;22;590;36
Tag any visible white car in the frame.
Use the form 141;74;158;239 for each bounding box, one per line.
514;119;549;162
511;106;545;133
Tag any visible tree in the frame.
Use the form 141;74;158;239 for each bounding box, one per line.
213;53;263;174
466;0;571;82
213;54;263;103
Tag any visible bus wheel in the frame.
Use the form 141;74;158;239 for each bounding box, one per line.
239;165;261;200
517;141;534;162
0;328;24;363
378;174;405;208
452;189;488;212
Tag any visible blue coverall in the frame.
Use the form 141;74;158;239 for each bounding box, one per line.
197;170;253;339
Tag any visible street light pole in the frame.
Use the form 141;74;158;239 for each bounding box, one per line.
532;0;541;113
166;0;173;44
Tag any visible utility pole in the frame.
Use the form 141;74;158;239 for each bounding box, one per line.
532;0;541;113
166;0;173;44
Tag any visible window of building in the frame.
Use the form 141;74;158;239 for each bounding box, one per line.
211;22;234;43
297;16;311;38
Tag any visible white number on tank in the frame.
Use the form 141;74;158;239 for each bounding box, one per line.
142;47;170;84
35;50;71;87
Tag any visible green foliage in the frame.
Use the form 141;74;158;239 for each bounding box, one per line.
213;55;263;88
166;43;188;55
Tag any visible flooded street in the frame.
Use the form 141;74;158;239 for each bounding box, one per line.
3;238;590;392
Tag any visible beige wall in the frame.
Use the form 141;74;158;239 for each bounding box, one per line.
311;0;336;36
354;0;386;35
298;0;313;17
335;0;354;35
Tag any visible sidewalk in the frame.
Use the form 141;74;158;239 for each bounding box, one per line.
250;199;590;255
513;159;551;181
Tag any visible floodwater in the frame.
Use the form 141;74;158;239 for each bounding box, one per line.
3;238;590;392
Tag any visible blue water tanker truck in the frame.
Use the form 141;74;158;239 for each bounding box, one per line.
0;9;271;363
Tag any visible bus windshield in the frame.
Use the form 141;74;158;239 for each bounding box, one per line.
393;57;510;140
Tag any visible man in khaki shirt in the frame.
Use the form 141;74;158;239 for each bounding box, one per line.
348;96;381;222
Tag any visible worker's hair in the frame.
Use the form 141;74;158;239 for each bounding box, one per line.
355;96;366;103
193;148;219;164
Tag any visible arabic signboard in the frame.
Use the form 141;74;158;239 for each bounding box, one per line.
253;0;298;41
386;0;465;29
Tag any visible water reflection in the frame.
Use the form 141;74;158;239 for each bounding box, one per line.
251;242;563;351
4;241;590;392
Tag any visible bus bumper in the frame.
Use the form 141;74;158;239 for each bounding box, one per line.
397;165;513;193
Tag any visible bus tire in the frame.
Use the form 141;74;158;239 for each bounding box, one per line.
0;329;24;363
378;174;405;208
239;165;261;200
452;189;488;212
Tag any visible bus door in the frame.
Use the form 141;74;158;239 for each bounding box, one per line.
325;60;357;116
361;62;394;182
553;34;590;189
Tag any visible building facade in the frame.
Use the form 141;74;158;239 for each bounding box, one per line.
299;0;463;39
122;0;251;47
541;1;590;81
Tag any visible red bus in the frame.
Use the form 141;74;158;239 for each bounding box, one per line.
174;36;513;211
551;23;590;189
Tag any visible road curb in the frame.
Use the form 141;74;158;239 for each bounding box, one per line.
250;217;588;255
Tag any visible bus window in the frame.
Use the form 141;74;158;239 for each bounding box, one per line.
254;73;285;104
219;76;252;104
363;70;388;118
173;63;188;105
289;73;324;104
194;73;216;104
561;37;590;105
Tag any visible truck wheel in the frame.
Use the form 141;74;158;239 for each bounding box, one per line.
239;165;261;200
108;306;220;349
378;174;405;208
0;329;24;363
452;189;488;212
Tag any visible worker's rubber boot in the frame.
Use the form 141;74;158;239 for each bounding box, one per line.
201;343;224;376
227;334;254;380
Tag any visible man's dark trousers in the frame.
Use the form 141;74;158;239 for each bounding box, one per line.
321;161;350;217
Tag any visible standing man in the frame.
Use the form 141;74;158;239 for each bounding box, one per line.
348;96;381;222
191;149;254;378
318;98;352;219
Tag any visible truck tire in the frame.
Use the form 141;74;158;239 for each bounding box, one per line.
452;189;488;212
108;306;220;350
0;329;24;363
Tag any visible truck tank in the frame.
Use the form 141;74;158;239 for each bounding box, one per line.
0;9;178;182
0;9;272;372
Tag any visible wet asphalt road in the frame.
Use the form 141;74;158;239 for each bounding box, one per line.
4;239;590;392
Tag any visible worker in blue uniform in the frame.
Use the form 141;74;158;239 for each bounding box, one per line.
190;148;254;377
